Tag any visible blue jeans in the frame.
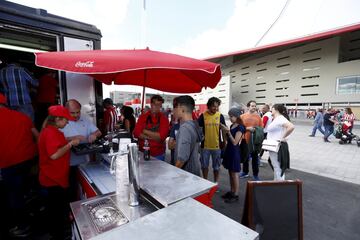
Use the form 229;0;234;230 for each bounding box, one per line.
154;154;165;161
1;160;31;227
324;125;334;140
200;149;222;171
311;123;325;136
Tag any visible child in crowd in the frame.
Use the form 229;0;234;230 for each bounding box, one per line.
220;107;246;203
38;105;80;240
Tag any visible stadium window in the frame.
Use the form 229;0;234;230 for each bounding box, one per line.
276;63;290;68
301;84;319;88
302;75;320;79
303;48;321;54
336;76;360;94
300;93;319;96
277;56;290;60
276;79;290;83
303;57;321;63
241;91;249;94
256;82;266;85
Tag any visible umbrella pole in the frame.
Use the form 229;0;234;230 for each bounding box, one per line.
141;85;145;111
141;69;147;111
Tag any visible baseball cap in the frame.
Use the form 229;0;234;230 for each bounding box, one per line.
0;93;7;104
48;105;75;121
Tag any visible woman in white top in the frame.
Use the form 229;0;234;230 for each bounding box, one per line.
267;104;295;180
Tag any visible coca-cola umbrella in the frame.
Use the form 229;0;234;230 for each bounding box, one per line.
34;48;222;107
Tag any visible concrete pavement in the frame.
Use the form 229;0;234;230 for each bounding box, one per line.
212;120;360;240
261;121;360;185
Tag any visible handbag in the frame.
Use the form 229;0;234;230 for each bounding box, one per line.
262;139;280;152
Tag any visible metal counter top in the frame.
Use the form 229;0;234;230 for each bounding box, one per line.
92;198;259;240
139;160;216;206
79;153;217;206
70;193;158;240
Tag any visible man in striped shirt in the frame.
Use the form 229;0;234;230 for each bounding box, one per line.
103;98;118;133
0;62;38;121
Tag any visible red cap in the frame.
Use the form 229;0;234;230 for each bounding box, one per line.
48;105;75;121
0;93;7;104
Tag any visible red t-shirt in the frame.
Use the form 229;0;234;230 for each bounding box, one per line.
38;125;70;188
103;106;118;133
0;108;37;168
133;111;169;157
36;75;58;104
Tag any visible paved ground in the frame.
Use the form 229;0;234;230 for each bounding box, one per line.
212;162;360;240
275;120;360;185
211;120;360;240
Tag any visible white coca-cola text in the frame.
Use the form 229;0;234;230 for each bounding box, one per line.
75;61;94;68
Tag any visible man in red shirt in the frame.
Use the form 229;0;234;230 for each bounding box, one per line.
102;98;118;133
133;95;170;160
0;93;38;238
34;70;58;130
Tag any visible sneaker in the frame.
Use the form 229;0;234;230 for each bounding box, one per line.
221;191;233;199
253;176;260;181
9;225;31;238
239;172;249;178
324;139;331;142
308;135;315;137
224;194;239;203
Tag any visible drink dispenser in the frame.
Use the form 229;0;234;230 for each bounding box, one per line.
127;143;140;206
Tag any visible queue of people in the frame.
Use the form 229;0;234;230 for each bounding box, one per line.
0;85;300;238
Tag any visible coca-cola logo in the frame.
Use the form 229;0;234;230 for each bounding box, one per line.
75;61;94;68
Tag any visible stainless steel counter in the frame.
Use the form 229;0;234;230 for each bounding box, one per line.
73;153;258;240
71;192;158;240
91;198;259;240
79;154;217;206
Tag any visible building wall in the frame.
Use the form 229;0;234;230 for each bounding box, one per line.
192;75;231;116
219;37;360;116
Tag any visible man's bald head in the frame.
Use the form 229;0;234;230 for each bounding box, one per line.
65;99;81;121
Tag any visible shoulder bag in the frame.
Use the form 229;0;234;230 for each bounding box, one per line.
261;139;280;152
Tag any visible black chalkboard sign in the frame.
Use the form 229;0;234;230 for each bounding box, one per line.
242;180;303;240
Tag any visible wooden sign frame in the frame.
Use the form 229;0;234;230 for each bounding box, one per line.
241;180;303;240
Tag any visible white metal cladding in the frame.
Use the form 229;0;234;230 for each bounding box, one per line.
219;36;360;110
192;75;231;116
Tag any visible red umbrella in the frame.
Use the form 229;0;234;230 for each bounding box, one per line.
34;48;222;94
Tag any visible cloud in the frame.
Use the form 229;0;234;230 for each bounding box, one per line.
170;0;360;59
169;0;287;58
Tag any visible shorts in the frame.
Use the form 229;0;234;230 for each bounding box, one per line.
200;149;222;171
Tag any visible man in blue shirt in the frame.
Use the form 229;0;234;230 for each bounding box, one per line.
0;63;38;121
61;99;102;201
309;108;325;137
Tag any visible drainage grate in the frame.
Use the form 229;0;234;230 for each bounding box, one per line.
84;197;128;233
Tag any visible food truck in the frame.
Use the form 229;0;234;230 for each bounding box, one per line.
0;2;258;239
0;1;103;124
